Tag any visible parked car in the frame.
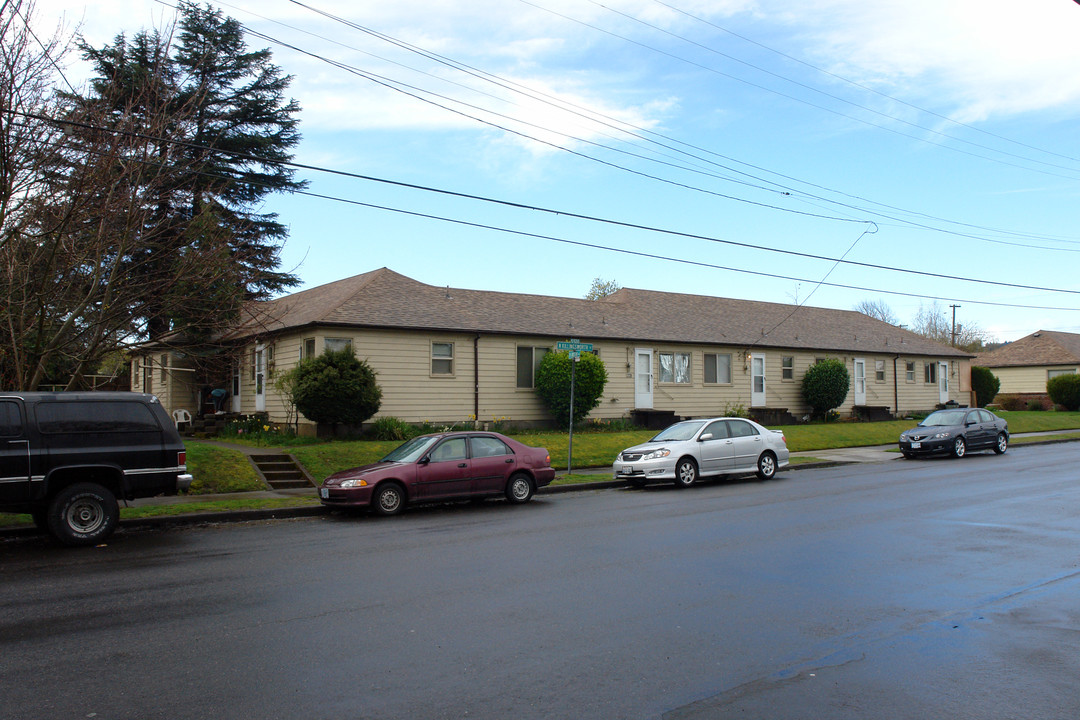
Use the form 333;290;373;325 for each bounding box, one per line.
0;392;192;546
899;408;1009;459
319;431;555;515
613;417;789;488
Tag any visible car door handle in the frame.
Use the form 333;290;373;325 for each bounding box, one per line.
458;463;467;468
504;458;514;463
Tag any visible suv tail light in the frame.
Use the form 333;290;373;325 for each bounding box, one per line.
178;450;187;467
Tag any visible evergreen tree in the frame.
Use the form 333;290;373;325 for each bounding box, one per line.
69;1;304;340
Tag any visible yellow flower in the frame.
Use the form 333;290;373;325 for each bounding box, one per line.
263;425;270;432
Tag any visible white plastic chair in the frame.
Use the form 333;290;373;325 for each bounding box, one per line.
172;408;192;428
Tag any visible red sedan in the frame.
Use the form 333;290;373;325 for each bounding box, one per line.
319;431;555;515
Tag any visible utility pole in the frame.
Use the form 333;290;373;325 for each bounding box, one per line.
949;304;961;347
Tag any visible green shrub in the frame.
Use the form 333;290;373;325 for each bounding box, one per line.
369;416;418;441
1026;399;1044;411
292;347;382;428
1047;373;1080;411
801;358;850;420
970;366;1000;408
535;351;608;426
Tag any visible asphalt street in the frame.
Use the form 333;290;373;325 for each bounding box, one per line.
2;443;1078;719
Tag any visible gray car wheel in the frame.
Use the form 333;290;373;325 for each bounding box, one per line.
505;473;534;504
994;432;1008;454
673;458;697;488
47;483;119;546
372;483;405;516
951;436;966;458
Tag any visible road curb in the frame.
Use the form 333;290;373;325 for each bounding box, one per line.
3;436;1075;539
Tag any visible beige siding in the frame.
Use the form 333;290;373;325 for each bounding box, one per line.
991;365;1078;394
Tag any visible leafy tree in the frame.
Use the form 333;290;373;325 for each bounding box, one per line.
1047;373;1080;411
292;348;382;430
970;366;1000;408
801;358;850;420
585;278;620;300
535;351;608;426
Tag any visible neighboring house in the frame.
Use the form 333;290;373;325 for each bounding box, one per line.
133;268;973;432
975;330;1080;395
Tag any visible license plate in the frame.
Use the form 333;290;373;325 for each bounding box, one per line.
910;442;921;449
320;488;329;499
625;466;634;473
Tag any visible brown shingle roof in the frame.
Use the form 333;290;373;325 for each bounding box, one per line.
231;268;969;357
974;330;1080;368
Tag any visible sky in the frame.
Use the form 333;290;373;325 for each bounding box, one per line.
37;0;1080;343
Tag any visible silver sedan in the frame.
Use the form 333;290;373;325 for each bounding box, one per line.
613;417;790;488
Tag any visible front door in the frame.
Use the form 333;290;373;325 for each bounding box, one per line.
854;359;867;406
0;399;30;505
254;346;266;412
635;349;654;409
938;362;949;404
415;437;472;499
231;359;242;413
751;354;766;407
698;419;734;475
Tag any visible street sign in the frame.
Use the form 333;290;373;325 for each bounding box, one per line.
556;340;593;352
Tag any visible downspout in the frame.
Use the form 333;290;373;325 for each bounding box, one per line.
893;355;900;419
474;334;480;427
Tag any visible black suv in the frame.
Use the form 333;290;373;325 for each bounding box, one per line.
0;392;192;546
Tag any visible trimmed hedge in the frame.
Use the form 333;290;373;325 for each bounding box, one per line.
1047;373;1080;411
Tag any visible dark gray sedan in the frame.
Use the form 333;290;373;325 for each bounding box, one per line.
899;407;1009;459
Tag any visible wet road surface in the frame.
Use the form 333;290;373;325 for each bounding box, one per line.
2;443;1078;719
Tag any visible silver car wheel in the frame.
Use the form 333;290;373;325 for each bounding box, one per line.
373;484;404;516
757;452;776;480
994;433;1008;454
674;458;697;488
952;436;966;458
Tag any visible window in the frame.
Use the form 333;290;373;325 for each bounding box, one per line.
924;362;937;384
159;353;168;384
782;356;794;380
143;362;152;393
0;401;23;437
659;352;690;383
324;337;352;353
303;338;316;359
701;420;730;440
727;419;759;438
429;437;467;462
1048;368;1076;380
704;353;732;384
516;346;550;388
470;436;511;458
875;360;886;382
431;342;454;375
905;361;915;382
37;402;161;434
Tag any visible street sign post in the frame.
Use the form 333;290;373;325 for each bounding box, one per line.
556;339;593;473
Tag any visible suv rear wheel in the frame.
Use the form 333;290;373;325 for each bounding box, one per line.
47;483;119;547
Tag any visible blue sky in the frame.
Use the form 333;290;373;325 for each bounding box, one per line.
46;0;1080;342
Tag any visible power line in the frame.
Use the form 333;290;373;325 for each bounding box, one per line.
17;108;1080;299
275;0;1080;250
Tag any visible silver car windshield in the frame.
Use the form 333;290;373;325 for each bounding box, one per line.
382;436;440;463
650;421;707;442
921;409;968;427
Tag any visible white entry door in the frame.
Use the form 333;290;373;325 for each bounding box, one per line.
255;345;266;412
635;349;653;409
751;354;766;407
938;362;949;404
231;359;242;412
854;358;867;405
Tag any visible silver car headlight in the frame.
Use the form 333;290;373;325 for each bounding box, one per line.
932;432;952;439
641;448;671;461
339;478;369;488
